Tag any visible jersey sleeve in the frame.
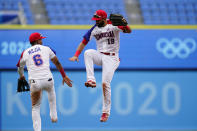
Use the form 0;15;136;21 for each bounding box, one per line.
107;21;123;32
82;24;97;45
117;25;131;33
16;51;26;67
113;26;124;32
48;47;56;59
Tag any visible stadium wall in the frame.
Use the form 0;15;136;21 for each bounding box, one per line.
0;25;197;131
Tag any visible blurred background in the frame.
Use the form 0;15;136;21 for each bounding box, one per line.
0;0;197;131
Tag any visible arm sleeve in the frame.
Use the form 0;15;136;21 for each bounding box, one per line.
82;38;88;45
16;51;26;67
114;26;124;32
107;20;123;32
83;24;96;44
118;25;131;33
16;51;26;77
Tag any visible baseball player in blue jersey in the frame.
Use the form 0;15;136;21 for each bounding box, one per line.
70;10;131;122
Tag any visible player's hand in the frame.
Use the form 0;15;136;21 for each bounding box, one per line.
62;76;72;87
69;56;79;62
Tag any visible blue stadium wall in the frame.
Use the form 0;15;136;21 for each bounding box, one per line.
0;25;197;131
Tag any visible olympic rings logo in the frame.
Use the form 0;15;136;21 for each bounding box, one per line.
156;38;196;59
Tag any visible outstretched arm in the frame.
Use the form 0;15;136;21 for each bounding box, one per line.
51;56;72;87
70;25;95;62
69;41;86;62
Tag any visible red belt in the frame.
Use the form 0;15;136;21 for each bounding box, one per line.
100;52;115;56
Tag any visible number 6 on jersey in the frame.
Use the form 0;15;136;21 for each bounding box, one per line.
33;54;43;66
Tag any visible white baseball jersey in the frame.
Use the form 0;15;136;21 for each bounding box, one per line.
83;24;123;53
17;44;56;80
83;23;127;115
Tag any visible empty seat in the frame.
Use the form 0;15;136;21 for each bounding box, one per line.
0;0;33;24
44;0;127;25
139;0;197;24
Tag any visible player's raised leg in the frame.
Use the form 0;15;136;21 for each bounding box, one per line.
84;49;102;87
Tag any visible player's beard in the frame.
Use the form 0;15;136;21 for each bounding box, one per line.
97;20;105;27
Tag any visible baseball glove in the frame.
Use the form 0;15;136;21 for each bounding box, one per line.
17;79;30;92
109;14;128;26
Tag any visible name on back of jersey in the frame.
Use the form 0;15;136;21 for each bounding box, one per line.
28;47;41;55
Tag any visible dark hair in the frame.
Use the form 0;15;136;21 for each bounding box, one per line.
30;41;36;46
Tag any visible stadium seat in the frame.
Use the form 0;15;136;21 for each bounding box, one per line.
44;0;128;25
0;0;33;24
139;0;197;24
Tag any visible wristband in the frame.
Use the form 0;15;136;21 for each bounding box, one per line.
118;25;130;31
59;68;66;78
74;50;81;57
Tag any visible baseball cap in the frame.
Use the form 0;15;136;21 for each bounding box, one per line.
29;32;46;43
92;10;107;20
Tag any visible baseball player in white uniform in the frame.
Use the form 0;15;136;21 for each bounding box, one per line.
17;32;72;131
69;10;131;122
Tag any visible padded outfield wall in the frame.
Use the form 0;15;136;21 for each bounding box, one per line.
0;25;197;131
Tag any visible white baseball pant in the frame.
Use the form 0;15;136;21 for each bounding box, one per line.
84;49;120;115
30;78;57;131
